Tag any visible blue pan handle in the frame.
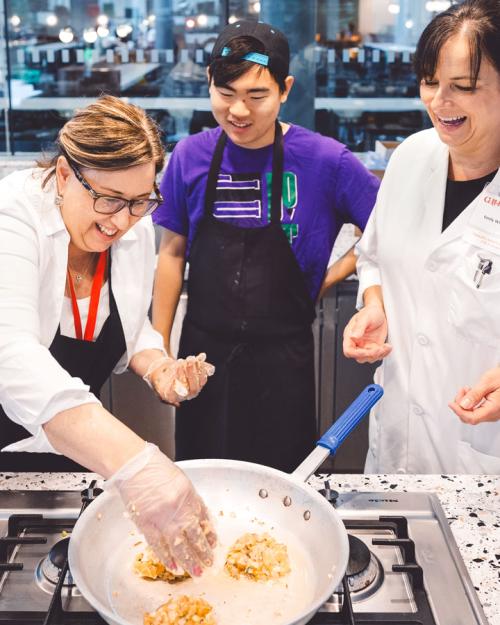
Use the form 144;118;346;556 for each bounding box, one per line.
317;384;383;454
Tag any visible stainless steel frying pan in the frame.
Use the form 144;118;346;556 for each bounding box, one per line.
68;384;383;625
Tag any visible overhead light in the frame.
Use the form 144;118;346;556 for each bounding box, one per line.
388;3;400;14
83;28;98;43
252;2;261;13
10;15;21;27
97;14;109;27
148;14;156;23
46;14;58;27
197;14;208;27
59;27;74;43
97;25;109;38
425;1;451;10
405;19;414;28
185;18;196;29
228;15;239;24
116;23;133;38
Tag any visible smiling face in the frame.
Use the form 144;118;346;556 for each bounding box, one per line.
420;32;500;161
209;64;294;149
55;157;156;254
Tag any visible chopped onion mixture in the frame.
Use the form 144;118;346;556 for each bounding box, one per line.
224;532;291;581
134;547;190;583
143;595;216;625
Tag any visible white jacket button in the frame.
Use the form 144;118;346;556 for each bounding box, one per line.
427;260;437;272
413;404;424;415
417;333;429;346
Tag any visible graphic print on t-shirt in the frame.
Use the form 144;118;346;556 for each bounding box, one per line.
213;173;262;219
213;171;300;243
266;171;299;244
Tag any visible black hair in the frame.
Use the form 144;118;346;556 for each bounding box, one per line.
208;35;288;92
414;0;500;88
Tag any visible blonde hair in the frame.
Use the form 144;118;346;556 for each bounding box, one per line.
40;95;165;185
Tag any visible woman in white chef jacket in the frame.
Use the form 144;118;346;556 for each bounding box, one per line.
0;96;215;576
343;0;500;474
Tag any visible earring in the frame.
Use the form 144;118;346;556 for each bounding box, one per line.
55;193;63;207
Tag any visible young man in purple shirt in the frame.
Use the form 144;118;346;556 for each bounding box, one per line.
153;20;379;472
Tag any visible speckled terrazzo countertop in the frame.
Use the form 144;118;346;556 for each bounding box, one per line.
1;472;499;625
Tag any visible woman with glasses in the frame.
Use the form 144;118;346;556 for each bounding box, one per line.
0;96;215;577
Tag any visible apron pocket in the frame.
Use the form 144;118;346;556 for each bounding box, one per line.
457;441;500;473
448;246;500;348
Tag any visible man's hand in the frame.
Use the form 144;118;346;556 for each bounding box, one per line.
343;304;392;364
449;367;500;424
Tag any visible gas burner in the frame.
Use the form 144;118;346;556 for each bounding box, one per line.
34;536;80;596
336;534;384;601
318;480;339;506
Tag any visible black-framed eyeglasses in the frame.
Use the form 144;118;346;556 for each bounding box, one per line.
69;162;163;217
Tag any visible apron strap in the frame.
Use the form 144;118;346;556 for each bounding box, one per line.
204;121;285;224
204;131;228;216
270;120;284;224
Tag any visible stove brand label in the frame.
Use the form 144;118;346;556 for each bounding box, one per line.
367;498;399;503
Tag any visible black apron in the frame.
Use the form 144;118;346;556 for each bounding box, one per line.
176;122;317;473
0;262;126;472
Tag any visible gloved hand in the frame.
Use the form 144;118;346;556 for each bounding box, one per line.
106;443;216;576
144;353;215;405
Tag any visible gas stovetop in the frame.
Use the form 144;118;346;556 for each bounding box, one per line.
0;485;489;625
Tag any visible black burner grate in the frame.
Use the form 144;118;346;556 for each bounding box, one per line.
309;516;437;625
0;483;105;625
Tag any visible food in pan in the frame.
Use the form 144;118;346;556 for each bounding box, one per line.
224;532;291;581
143;595;216;625
134;547;190;583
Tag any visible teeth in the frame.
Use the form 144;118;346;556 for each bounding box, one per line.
439;115;466;122
231;121;250;128
97;223;117;236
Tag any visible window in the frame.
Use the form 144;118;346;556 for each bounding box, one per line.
0;0;451;154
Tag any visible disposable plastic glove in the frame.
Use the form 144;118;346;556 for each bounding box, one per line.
106;443;216;577
144;353;215;404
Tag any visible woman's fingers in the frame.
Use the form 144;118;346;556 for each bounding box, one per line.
183;518;214;568
449;400;492;425
344;340;392;363
169;529;204;577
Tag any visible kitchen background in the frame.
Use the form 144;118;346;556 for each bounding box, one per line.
0;0;452;471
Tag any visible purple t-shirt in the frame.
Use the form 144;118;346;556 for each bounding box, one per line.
154;125;379;300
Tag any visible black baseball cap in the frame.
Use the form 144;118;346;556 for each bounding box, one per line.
211;20;290;77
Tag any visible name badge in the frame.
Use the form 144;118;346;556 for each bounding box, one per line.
464;188;500;254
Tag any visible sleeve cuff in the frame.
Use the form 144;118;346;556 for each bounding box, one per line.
356;267;382;310
2;393;101;453
128;321;166;363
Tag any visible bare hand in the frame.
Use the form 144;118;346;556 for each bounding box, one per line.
449;367;500;425
343;305;392;364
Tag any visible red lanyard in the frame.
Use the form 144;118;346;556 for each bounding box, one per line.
67;251;107;341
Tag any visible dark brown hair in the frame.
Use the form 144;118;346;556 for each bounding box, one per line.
39;95;165;185
208;35;288;92
414;0;500;87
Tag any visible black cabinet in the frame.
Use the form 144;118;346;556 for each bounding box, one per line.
315;281;379;473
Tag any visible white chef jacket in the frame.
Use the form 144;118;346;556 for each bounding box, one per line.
0;168;165;453
356;128;500;474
